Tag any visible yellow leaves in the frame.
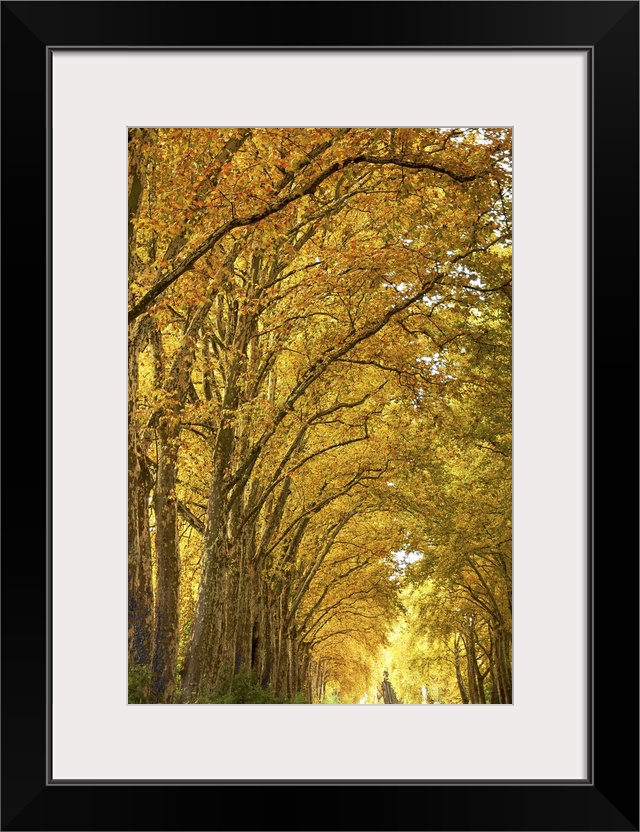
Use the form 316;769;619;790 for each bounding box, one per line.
129;127;511;699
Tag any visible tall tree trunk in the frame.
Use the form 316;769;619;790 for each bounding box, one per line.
254;577;275;688
128;320;154;676
462;618;487;704
181;547;229;700
149;302;212;701
149;423;181;702
454;636;469;704
492;627;512;703
128;445;154;668
180;340;246;697
127;131;159;682
180;417;237;698
489;655;500;704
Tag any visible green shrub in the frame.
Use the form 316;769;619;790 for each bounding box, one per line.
194;668;307;704
128;664;152;703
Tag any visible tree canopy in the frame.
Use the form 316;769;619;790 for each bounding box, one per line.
127;127;512;704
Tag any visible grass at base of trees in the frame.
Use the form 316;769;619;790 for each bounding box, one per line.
128;665;307;704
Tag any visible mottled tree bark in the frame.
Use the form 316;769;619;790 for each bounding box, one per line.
128;445;154;668
128;130;158;684
454;636;469;704
149;303;212;702
128;320;154;673
492;627;512;704
149;422;181;703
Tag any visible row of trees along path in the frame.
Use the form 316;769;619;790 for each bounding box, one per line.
128;128;512;704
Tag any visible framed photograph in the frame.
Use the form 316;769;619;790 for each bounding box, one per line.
2;2;637;830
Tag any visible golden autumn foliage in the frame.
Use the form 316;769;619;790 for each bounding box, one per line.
128;127;512;704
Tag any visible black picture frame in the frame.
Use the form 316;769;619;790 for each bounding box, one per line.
2;2;638;830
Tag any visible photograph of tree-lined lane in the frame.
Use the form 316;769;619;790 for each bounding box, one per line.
128;127;512;705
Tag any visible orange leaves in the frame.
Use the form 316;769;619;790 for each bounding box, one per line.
127;127;513;705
